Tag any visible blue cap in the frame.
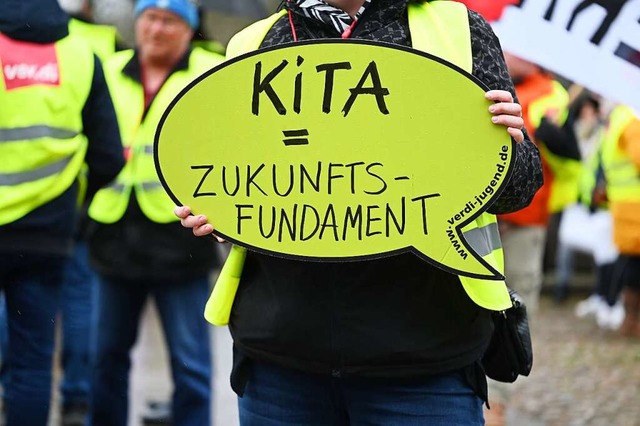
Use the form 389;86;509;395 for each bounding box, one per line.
134;0;199;29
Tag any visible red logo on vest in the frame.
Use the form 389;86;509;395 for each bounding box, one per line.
0;34;60;91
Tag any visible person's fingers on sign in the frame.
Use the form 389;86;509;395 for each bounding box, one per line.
174;206;223;239
486;89;525;143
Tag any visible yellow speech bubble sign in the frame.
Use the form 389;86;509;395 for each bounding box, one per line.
155;40;514;279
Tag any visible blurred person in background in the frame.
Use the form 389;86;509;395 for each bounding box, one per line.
85;1;223;425
491;52;574;426
550;89;602;304
55;2;123;425
498;52;573;313
562;94;625;331
0;0;124;424
600;105;640;339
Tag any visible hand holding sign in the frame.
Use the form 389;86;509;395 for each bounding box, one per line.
156;41;514;280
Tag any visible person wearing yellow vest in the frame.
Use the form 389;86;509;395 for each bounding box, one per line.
498;52;573;313
569;96;624;330
85;1;223;425
489;52;574;425
601;105;640;338
177;0;542;424
0;0;124;425
66;0;120;63
37;3;123;425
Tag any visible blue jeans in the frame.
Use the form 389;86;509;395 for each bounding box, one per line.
89;275;212;426
239;362;484;426
0;253;65;426
0;292;8;387
60;240;97;407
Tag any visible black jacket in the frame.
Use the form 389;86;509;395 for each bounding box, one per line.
86;50;221;282
229;0;543;400
0;0;125;256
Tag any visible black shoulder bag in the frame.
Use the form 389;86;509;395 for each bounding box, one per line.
481;288;533;383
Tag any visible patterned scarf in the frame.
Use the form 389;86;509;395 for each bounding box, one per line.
284;0;373;34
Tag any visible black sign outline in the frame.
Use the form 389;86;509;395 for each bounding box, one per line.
154;39;516;280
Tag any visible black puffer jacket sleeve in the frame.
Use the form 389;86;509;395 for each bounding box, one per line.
82;55;125;200
467;10;543;215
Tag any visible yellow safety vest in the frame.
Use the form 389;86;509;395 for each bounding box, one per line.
0;33;92;225
601;105;640;202
528;80;580;213
88;47;223;224
68;18;118;63
577;137;604;207
223;1;510;310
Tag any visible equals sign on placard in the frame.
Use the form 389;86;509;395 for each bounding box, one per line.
282;129;309;146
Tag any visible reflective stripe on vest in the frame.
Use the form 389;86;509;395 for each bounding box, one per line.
602;106;640;201
0;34;92;225
0;155;74;185
0;126;78;142
223;1;511;310
88;47;224;224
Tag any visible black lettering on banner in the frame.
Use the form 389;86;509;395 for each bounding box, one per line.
446;228;468;260
300;162;322;193
222;165;240;196
342;61;390;117
319;204;339;240
236;204;253;234
259;205;276;238
364;163;388;195
252;60;288;116
278;205;298;242
294;56;304;114
246;164;268;196
541;0;634;50
342;205;363;241
386;198;406;237
411;193;441;235
316;62;352;114
272;164;295;197
300;204;320;241
615;42;640;69
345;161;366;194
191;165;216;197
366;205;382;237
565;0;629;45
327;163;345;195
282;129;310;146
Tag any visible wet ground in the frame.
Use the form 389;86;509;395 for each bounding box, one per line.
505;294;640;426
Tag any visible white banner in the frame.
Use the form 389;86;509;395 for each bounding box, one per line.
492;0;640;112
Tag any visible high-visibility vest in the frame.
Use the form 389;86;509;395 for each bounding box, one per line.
0;33;92;225
68;18;118;63
68;19;119;205
528;80;579;213
601;105;640;202
499;74;569;225
223;1;511;311
577;137;605;207
88;47;223;224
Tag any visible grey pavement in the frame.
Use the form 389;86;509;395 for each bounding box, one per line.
3;290;639;425
128;293;640;426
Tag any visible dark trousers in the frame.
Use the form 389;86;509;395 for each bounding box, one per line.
0;252;65;426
